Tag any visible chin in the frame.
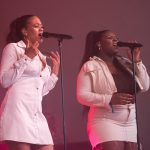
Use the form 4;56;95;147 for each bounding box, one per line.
113;51;119;56
39;38;43;43
36;37;43;43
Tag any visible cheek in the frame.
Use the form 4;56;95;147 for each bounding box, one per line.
28;29;38;38
29;28;38;34
101;41;111;49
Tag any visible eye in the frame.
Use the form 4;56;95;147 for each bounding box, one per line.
33;24;44;29
106;36;118;41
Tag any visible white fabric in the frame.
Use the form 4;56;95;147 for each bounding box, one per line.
0;41;58;144
77;56;149;148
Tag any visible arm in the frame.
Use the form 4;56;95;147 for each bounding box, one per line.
42;67;58;96
135;61;150;92
127;47;149;92
76;65;112;108
42;51;60;96
0;43;31;88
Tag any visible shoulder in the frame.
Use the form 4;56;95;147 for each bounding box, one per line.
4;42;17;49
2;41;26;58
82;56;105;72
3;40;25;51
2;43;17;54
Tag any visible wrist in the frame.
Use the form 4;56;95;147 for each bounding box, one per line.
134;59;141;63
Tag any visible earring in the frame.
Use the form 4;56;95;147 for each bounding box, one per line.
25;32;28;37
98;45;101;50
23;32;28;40
97;42;102;51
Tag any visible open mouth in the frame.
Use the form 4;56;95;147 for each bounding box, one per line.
39;33;43;37
113;44;117;48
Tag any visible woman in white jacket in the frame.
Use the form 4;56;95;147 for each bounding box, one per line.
76;30;149;150
0;15;60;150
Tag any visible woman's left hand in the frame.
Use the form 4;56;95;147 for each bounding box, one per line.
48;51;60;76
127;43;141;63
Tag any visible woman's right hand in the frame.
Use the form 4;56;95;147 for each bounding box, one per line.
111;92;135;105
24;39;39;59
49;51;60;76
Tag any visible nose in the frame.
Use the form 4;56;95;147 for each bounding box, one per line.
114;38;118;42
40;27;44;31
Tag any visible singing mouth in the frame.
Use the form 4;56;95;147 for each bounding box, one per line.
113;42;118;47
113;44;117;48
39;33;43;37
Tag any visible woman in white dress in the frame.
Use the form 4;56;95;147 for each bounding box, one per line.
76;30;149;150
0;15;60;150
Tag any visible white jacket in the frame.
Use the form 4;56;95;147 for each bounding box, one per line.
77;56;149;109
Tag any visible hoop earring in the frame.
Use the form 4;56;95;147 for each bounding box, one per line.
24;34;29;41
96;42;102;51
98;45;101;50
97;44;102;51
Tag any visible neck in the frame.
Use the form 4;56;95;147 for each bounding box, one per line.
23;39;39;46
98;53;115;64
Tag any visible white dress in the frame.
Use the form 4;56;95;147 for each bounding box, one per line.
0;40;58;144
77;56;149;148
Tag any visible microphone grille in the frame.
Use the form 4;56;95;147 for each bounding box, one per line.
42;32;49;38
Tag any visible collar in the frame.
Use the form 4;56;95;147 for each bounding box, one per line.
16;40;26;48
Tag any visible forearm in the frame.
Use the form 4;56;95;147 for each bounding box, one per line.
135;61;150;91
42;73;58;96
77;69;112;108
77;90;112;108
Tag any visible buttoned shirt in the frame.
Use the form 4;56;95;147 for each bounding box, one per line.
0;40;58;144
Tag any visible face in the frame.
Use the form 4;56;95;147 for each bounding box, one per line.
22;16;44;43
99;31;119;56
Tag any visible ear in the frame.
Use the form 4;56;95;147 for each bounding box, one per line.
96;41;101;48
21;28;27;36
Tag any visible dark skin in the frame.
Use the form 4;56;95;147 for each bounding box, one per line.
97;31;141;105
94;31;140;150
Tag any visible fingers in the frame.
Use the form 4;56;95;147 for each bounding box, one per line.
112;93;135;105
49;51;60;63
120;93;134;104
126;50;141;63
48;50;60;76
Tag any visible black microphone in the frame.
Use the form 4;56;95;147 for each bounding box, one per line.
42;31;73;40
117;41;143;48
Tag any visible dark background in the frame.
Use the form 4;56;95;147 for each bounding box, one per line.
0;0;150;150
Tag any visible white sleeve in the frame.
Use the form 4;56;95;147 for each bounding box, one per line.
76;65;112;108
42;66;58;96
0;43;31;88
135;61;150;92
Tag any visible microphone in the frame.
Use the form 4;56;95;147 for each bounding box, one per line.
42;31;73;40
117;41;143;48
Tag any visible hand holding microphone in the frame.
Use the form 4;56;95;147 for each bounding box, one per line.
117;41;142;63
